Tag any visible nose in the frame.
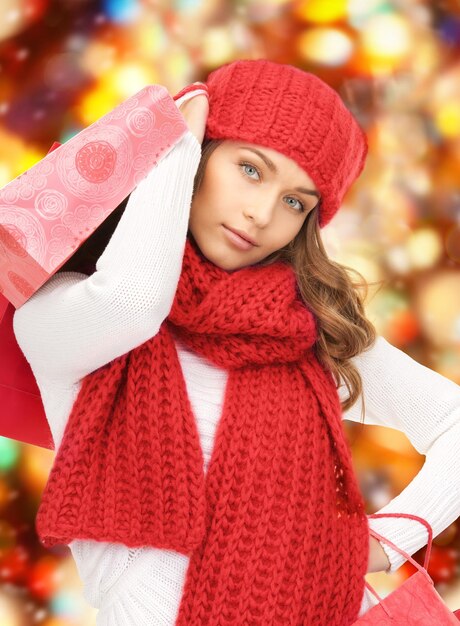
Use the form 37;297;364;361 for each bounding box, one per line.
243;196;277;227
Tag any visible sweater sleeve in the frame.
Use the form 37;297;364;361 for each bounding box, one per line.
341;335;460;573
13;129;201;385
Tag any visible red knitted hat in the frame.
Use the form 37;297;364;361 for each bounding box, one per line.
201;59;368;228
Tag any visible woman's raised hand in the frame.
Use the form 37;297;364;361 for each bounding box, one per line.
177;92;209;145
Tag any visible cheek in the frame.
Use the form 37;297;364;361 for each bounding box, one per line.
194;173;237;217
268;219;304;249
190;183;220;225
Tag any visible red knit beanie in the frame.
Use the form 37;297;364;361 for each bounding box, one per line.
185;59;368;229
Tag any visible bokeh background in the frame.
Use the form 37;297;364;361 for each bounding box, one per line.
1;0;460;624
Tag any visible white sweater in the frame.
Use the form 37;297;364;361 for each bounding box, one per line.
12;128;460;624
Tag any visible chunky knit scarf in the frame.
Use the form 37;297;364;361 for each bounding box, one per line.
36;234;370;625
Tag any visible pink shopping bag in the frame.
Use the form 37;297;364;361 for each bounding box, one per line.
0;84;188;308
354;512;460;624
0;82;208;449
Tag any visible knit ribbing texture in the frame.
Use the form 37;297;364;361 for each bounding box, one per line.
35;233;370;625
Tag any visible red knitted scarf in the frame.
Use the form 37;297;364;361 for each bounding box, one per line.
36;234;369;624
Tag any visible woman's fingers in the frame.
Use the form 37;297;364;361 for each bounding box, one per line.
178;93;209;145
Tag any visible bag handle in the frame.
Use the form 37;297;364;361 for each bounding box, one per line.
173;82;209;108
365;512;434;611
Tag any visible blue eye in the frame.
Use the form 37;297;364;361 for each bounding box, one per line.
284;197;305;212
240;162;260;180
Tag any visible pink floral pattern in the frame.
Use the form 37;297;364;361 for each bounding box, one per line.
127;107;155;137
35;189;68;220
75;141;117;183
0;84;187;306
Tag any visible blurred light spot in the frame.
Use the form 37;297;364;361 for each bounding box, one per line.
297;27;354;66
247;0;293;22
112;64;158;97
0;437;20;471
0;588;22;626
407;227;443;270
43;53;82;90
202;27;236;66
434;102;460;139
103;0;141;23
348;0;394;29
65;34;88;53
79;42;117;78
0;164;12;187
175;0;203;11
404;165;432;196
294;0;347;24
16;48;29;61
138;20;167;59
438;16;460;46
163;48;192;89
50;590;80;619
0;1;25;42
77;63;158;125
386;245;411;275
361;13;413;73
18;148;45;173
416;272;460;347
78;86;121;125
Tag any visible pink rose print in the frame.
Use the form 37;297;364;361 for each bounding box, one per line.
35;189;68;220
127;107;155;137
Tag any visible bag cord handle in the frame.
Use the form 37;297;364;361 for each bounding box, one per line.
364;512;434;613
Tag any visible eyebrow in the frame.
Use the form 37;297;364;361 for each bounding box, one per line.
238;146;321;199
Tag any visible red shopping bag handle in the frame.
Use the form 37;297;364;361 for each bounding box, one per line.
365;513;434;605
364;512;460;620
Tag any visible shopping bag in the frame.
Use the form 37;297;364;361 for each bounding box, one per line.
0;294;53;448
354;512;460;624
0;141;65;450
0;82;208;449
0;83;189;307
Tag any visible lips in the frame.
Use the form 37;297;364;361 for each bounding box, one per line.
222;226;257;251
225;226;258;246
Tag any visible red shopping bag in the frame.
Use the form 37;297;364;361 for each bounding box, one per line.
354;512;460;624
0;293;53;449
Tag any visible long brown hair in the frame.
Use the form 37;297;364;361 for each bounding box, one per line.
57;136;379;424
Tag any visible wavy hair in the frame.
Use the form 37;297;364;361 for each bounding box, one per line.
57;136;379;426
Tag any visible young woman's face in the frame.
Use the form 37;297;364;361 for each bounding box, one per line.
188;140;320;271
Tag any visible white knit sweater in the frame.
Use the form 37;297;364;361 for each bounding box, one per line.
12;126;460;624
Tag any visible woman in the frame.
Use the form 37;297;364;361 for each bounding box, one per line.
13;59;460;624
